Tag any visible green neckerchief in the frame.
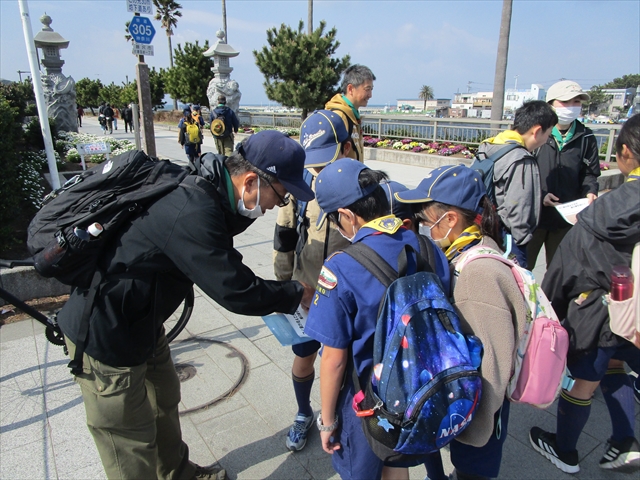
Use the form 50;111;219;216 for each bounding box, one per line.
223;166;236;213
341;95;361;120
551;121;577;151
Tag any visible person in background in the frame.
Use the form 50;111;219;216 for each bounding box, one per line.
210;95;240;156
530;114;640;475
325;65;376;162
123;105;134;133
396;166;528;480
528;80;600;268
112;105;120;131
77;105;84;127
476;100;557;268
103;103;114;134
178;109;201;170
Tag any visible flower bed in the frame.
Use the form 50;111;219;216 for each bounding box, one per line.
58;132;137;164
363;136;477;158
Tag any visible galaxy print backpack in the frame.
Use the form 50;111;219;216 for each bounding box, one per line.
345;237;483;462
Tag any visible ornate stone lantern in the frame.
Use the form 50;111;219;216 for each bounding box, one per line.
204;30;242;113
33;13;77;132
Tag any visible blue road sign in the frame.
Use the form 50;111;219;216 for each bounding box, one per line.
128;16;155;45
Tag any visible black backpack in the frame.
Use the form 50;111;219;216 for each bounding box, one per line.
27;150;189;289
469;143;522;204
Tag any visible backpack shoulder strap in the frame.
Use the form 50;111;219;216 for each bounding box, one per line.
329;106;359;160
416;232;437;273
490;143;522;162
343;242;397;288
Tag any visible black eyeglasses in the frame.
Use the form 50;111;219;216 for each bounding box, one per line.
265;179;290;207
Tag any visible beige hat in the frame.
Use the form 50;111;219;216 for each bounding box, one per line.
546;80;590;103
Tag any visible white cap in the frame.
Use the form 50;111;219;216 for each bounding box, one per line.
87;222;103;237
546;80;590;103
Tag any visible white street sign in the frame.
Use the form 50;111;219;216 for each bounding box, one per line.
132;43;154;56
126;0;153;15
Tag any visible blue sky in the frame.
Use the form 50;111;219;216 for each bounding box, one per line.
1;0;638;106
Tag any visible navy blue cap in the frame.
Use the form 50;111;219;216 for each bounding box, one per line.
381;181;412;220
395;165;485;213
315;158;377;227
183;108;191;116
301;110;349;168
193;104;201;110
240;130;314;201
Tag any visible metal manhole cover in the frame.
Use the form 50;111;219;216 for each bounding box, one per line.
174;363;197;382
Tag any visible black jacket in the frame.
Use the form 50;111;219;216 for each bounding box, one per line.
541;178;640;356
210;106;240;138
535;121;600;230
103;106;114;118
57;154;303;367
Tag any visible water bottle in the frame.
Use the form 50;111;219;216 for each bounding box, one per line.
610;266;634;301
34;223;103;277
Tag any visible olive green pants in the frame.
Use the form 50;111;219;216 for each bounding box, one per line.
214;135;235;156
527;225;572;269
66;335;195;480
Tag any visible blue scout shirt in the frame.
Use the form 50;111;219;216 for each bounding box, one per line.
306;215;422;383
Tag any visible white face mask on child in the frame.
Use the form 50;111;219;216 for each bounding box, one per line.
237;177;264;219
337;212;357;243
419;212;452;249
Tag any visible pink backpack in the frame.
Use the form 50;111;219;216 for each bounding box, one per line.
455;246;569;409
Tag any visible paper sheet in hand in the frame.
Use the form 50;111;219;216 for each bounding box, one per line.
555;198;590;225
262;306;313;346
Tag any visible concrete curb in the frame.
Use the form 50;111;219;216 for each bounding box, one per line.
0;266;70;307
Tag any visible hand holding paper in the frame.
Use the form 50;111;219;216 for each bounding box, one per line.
555;198;590;225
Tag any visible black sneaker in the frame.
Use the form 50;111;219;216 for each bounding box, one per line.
599;437;640;472
192;462;226;480
529;427;579;474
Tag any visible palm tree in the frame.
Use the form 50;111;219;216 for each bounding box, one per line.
153;0;182;109
491;0;512;122
418;85;434;111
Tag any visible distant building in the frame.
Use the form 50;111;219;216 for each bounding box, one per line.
598;88;636;114
396;98;451;114
451;84;545;118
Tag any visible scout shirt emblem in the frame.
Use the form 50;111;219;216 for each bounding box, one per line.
365;215;403;234
316;265;337;297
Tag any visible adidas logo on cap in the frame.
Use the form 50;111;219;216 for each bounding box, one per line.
266;165;277;173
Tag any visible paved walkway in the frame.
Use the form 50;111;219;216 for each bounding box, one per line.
0;117;637;479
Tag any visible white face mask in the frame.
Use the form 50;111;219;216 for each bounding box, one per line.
554;106;581;125
237;177;264;219
337;212;357;243
419;212;452;249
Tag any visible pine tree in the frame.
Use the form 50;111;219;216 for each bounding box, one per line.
76;78;104;114
253;20;350;119
164;40;214;106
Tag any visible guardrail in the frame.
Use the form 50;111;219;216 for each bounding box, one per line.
237;111;621;162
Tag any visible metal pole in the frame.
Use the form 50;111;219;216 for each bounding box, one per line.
308;0;313;34
18;0;60;189
132;103;141;151
222;0;227;43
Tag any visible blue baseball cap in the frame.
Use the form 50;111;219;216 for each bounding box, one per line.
193;104;201;110
183;108;191;116
239;130;314;201
381;181;412;220
300;110;349;168
315;158;378;228
395;165;485;213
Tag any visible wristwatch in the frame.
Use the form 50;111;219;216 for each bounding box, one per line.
317;413;339;432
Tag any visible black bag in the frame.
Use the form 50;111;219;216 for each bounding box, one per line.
27;150;189;288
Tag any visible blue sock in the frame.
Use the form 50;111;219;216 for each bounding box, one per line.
600;368;635;441
556;390;591;452
292;371;314;417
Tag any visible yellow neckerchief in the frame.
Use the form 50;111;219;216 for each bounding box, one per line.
627;166;640;182
482;130;525;146
361;215;403;234
445;224;482;261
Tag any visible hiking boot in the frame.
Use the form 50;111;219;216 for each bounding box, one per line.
529;427;579;474
285;413;314;451
599;437;640;472
632;375;640;405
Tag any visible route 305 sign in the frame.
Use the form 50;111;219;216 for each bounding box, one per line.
128;16;156;44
